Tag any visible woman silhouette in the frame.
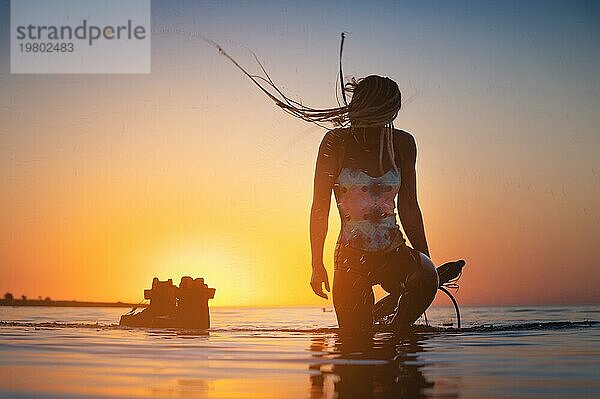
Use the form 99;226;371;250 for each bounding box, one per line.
199;35;462;333
309;75;440;333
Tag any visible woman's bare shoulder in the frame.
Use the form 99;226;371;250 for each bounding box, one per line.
392;128;417;157
392;128;415;144
319;127;350;151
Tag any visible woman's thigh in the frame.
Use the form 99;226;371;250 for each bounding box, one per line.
332;269;374;333
375;244;418;295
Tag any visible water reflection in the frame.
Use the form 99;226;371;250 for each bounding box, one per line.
308;332;441;399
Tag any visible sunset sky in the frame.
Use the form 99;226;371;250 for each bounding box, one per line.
1;0;599;307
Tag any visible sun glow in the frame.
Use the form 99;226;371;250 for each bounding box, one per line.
140;236;259;307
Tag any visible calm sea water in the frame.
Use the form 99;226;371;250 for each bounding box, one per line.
0;305;599;398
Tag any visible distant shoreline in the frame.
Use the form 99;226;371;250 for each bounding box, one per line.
0;299;147;308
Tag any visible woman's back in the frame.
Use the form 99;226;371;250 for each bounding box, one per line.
333;128;403;252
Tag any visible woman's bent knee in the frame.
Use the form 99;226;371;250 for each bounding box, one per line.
392;252;439;328
419;253;439;292
406;252;439;295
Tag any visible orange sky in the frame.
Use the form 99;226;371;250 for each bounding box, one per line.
1;1;599;306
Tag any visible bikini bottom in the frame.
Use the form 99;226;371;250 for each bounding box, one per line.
333;233;420;294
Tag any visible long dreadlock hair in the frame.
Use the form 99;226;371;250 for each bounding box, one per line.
195;31;402;174
344;75;402;174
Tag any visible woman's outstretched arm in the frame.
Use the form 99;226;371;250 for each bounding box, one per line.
310;129;342;299
397;132;431;258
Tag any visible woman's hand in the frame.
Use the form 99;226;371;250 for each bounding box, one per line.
310;264;330;299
